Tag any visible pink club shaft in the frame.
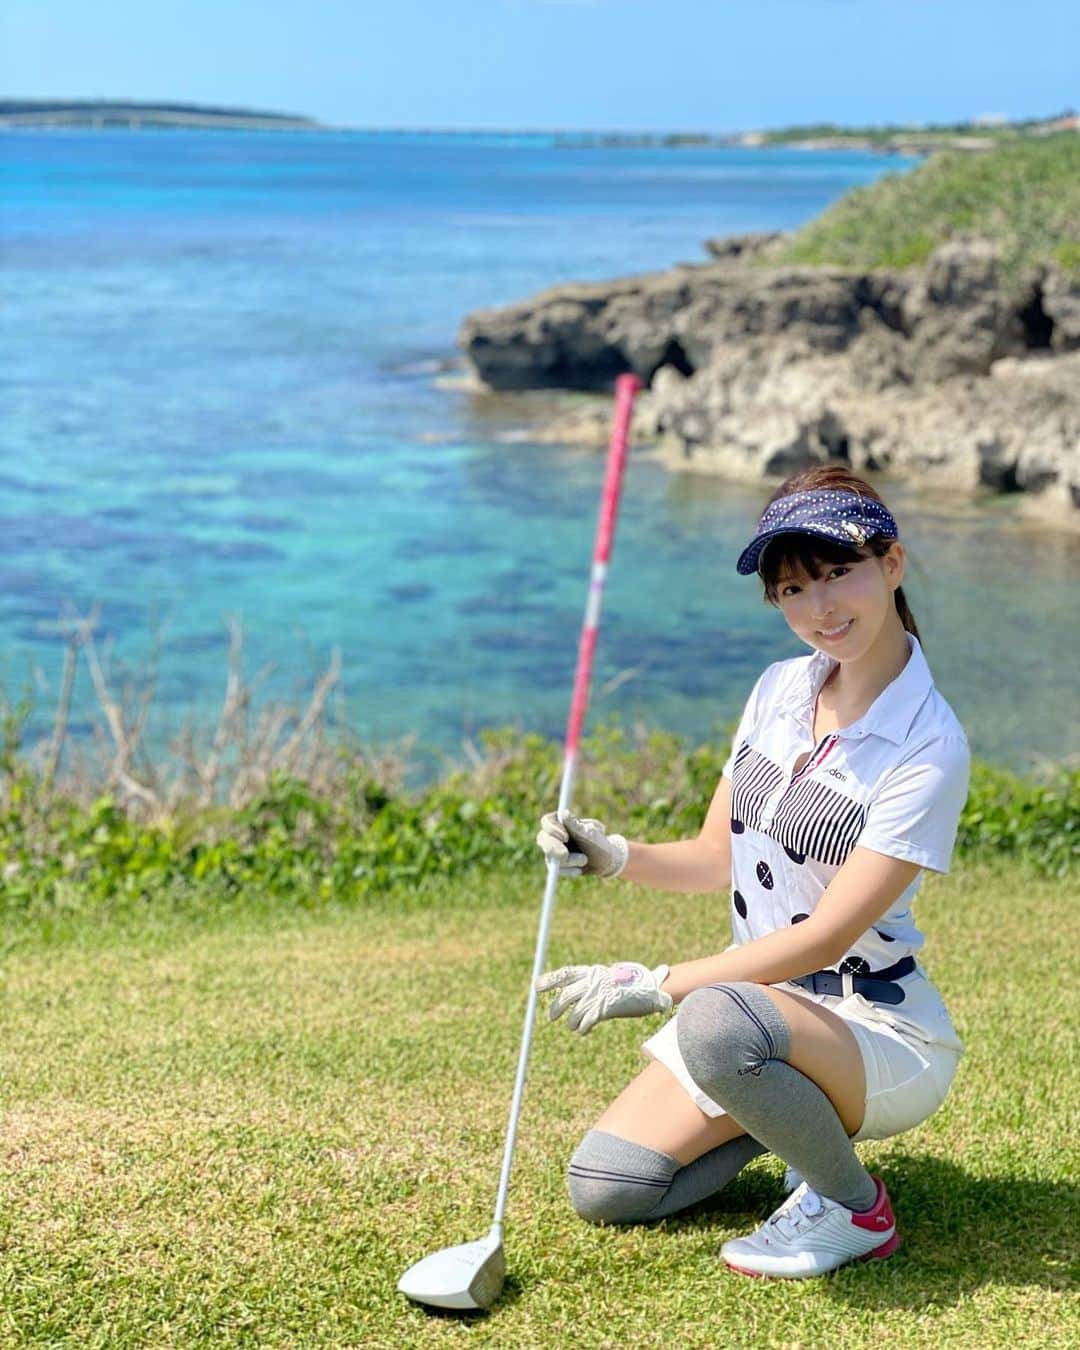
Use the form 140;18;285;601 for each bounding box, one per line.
564;372;640;759
490;371;641;1236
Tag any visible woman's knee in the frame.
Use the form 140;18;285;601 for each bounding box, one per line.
676;982;791;1091
566;1129;677;1225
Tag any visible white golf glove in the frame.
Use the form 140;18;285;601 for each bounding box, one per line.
536;961;672;1035
535;810;629;878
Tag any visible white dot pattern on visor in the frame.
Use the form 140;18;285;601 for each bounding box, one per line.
736;490;899;576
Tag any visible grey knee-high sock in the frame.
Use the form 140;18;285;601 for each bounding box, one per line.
654;1133;768;1218
567;1128;767;1225
676;982;877;1212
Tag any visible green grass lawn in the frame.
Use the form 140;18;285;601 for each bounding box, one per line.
0;858;1076;1347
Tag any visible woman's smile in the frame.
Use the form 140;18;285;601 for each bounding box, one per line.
817;619;854;641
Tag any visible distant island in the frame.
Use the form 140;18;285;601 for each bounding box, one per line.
0;99;320;131
735;110;1078;153
556;111;1078;154
5;102;1076;149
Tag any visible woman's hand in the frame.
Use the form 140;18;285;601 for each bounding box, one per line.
536;810;629;878
536;961;672;1034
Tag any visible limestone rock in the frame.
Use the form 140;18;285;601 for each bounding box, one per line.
459;261;913;392
459;267;700;391
1042;267;1080;351
458;234;1080;527
703;231;788;262
899;240;1027;380
643;343;1080;526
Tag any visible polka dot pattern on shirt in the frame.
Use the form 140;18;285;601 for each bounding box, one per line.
720;630;967;982
838;956;872;977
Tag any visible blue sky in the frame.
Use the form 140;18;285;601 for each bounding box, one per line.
2;0;1077;131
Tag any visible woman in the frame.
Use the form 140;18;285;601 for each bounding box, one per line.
536;465;970;1278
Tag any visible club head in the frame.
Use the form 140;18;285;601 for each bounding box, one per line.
397;1230;506;1312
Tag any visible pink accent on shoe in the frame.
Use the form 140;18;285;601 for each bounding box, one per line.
723;1261;767;1279
723;1228;901;1280
859;1230;901;1261
850;1177;896;1233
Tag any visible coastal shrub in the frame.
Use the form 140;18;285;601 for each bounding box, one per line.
777;132;1080;282
758;114;1072;147
1055;239;1080;276
956;759;1079;875
0;725;1075;926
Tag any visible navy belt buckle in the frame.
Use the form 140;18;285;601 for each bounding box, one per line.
796;965;908;1006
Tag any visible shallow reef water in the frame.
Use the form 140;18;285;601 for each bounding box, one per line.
3;130;1078;772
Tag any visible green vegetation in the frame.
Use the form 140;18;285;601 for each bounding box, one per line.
1;689;1075;1342
0;723;1075;939
554;112;1076;154
0;855;1075;1345
775;132;1080;279
757;112;1074;147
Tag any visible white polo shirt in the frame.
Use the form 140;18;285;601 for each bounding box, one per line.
721;633;970;975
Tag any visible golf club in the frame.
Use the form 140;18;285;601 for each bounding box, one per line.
397;371;642;1312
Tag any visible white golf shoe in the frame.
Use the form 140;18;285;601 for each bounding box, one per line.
721;1178;899;1278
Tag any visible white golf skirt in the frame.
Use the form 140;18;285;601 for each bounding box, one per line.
641;968;963;1143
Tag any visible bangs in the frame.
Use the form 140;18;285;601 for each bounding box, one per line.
759;533;865;597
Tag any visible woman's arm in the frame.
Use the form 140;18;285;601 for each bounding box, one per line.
660;846;922;1002
618;775;734;893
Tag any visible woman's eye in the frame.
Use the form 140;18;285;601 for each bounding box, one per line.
828;567;850;580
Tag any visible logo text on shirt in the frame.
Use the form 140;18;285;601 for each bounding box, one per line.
826;768;848;782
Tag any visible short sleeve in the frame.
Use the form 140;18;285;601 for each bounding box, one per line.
857;736;971;873
721;669;772;781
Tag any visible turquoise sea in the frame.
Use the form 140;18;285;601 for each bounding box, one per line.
3;130;1078;774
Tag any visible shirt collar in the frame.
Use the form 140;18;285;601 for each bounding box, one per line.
779;632;933;745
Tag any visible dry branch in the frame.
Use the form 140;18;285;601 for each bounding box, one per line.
1;615;411;820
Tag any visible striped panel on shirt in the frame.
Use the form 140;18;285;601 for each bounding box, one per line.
769;776;867;867
730;743;784;832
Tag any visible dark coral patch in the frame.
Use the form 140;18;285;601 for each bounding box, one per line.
783;845;806;864
875;928;896;942
731;817;745;834
755;860;774;890
791;912;810;924
733;890;748;919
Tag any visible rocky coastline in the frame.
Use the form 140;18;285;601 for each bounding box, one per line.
458;234;1080;530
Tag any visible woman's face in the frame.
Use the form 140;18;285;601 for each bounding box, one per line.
772;542;905;660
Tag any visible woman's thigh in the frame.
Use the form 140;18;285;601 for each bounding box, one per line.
758;985;866;1136
592;985;867;1164
594;1059;747;1165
